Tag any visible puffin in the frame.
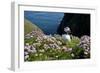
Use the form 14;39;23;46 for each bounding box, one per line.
62;27;71;41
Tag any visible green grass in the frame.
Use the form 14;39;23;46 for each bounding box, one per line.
24;19;43;35
66;36;80;48
27;48;72;61
24;37;37;45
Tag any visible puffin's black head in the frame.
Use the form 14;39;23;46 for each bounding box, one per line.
64;27;71;34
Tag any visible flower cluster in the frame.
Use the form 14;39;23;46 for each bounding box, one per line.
79;35;90;57
24;30;90;61
24;43;37;61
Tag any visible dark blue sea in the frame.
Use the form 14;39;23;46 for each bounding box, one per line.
24;11;64;35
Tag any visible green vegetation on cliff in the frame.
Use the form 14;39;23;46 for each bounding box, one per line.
24;19;43;35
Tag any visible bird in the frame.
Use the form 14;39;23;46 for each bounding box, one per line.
62;27;71;41
64;27;71;34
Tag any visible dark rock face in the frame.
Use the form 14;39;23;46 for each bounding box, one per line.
57;13;90;37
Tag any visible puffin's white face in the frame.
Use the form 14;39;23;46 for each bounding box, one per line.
64;27;70;33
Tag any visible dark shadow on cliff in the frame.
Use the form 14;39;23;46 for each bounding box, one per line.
57;13;90;37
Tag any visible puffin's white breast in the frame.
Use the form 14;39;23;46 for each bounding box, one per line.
62;34;71;41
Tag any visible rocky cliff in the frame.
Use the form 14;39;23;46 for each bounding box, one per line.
57;13;90;37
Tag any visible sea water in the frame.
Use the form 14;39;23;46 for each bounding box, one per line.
24;11;64;35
